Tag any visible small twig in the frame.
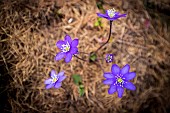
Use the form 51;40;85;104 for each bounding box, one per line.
96;58;105;61
94;61;104;73
120;27;125;64
77;51;89;55
120;27;125;52
116;39;148;50
1;53;9;72
1;27;11;38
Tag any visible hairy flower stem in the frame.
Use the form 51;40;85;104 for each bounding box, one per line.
74;54;87;62
95;21;113;53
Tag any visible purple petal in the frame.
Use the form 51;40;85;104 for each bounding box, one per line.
71;39;79;47
114;12;120;15
65;53;72;63
117;86;124;98
57;71;64;77
116;14;127;18
120;64;130;75
54;82;61;88
105;10;109;16
123;82;136;90
45;84;54;89
103;72;114;78
44;79;52;84
110;14;126;21
123;72;136;80
70;47;78;54
108;84;117;94
55;52;65;61
58;75;66;82
64;35;72;44
97;13;108;18
56;40;65;49
111;64;120;75
103;78;115;85
50;70;56;78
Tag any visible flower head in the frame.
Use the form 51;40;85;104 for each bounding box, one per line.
44;70;66;89
55;35;79;63
103;64;136;98
97;8;126;21
106;54;114;63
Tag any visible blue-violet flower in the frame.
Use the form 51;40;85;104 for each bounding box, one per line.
97;8;126;21
44;70;66;89
55;35;79;63
103;64;136;98
106;54;114;63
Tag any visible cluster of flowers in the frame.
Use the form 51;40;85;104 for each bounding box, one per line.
45;8;136;98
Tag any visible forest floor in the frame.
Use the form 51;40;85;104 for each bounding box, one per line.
0;0;170;113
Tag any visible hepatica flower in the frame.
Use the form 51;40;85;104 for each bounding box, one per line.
97;8;126;21
106;54;114;63
55;35;79;63
44;70;66;89
103;64;136;98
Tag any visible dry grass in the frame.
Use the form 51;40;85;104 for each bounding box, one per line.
0;0;170;113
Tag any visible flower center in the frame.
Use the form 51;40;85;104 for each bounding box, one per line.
117;78;123;83
52;77;58;83
107;8;116;18
114;74;126;87
61;42;70;52
107;55;112;61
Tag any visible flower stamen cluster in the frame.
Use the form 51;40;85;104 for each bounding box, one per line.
52;75;58;83
107;8;116;18
61;42;70;52
114;74;126;87
106;54;114;63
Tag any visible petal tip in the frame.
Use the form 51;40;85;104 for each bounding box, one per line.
111;64;120;75
65;53;72;63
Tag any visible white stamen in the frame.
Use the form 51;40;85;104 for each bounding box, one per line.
107;8;116;18
51;75;59;83
61;42;70;52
